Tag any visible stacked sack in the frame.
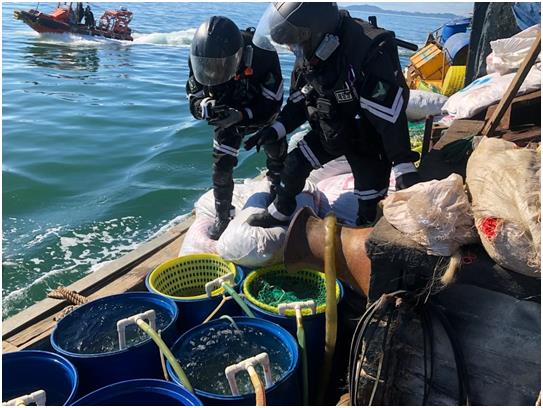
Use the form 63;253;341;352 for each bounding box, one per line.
442;25;541;120
466;137;541;277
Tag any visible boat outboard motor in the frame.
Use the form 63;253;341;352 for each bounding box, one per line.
190;16;244;87
254;2;340;61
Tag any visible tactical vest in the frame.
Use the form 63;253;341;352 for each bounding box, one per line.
297;12;398;127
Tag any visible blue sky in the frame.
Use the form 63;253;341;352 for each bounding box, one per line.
340;2;474;16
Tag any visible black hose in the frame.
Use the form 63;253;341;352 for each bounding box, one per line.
396;38;419;51
349;291;409;405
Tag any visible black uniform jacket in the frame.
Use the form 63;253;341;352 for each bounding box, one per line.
276;11;416;164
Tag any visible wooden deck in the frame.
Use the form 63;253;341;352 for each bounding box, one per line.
2;214;195;352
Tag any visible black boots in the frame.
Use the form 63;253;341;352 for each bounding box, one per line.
247;211;290;228
208;204;235;240
355;198;382;227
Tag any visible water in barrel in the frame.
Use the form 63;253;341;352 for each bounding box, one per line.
178;324;292;395
55;301;172;353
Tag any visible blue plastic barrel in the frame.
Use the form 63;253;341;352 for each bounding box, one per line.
71;379;202;406
440;17;471;44
167;317;301;406
244;279;344;403
3;350;78;406
443;32;470;65
145;265;245;331
51;292;179;397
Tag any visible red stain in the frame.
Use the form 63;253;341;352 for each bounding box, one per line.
480;217;499;239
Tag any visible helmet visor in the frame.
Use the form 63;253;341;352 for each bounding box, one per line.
190;47;243;86
253;4;311;53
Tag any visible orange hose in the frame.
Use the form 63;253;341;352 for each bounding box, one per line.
203;296;229;323
247;365;266;406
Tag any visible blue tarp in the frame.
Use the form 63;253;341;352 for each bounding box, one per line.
512;2;541;30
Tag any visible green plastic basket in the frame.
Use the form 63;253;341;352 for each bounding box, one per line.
147;254;237;300
242;264;340;317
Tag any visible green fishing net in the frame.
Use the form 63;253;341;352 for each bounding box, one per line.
409;121;425;165
247;270;327;309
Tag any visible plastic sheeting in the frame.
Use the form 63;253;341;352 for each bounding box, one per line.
383;173;478;256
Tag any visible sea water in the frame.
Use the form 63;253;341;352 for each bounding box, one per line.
55;300;173;354
178;325;292;396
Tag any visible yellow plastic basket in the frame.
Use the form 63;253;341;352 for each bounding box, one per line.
243;264;341;317
441;65;466;96
147;254;237;300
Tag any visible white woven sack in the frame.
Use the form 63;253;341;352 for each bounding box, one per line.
406;90;449;121
466;137;541;277
441;65;541;119
487;24;541;75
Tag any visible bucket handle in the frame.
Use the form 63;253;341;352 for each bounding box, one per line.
225;352;273;397
277;301;315;406
117;309;156;350
277;300;316;318
205;272;235;298
3;390;46;406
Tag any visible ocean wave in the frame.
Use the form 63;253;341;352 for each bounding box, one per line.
37;32;119;46
2;213;192;318
32;28;197;48
132;29;196;47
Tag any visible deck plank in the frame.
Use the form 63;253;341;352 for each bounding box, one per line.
2;341;20;352
3;215;193;340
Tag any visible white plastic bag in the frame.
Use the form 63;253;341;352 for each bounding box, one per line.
441;65;541;119
383;173;478;256
487;24;541;75
307;156;352;184
179;215;218;256
317;172;396;225
466;137;540;277
217;207;286;267
406;90;449;121
217;182;320;267
194;178;271;219
316;173;359;225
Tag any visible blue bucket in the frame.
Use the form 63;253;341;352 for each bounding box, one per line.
71;379;202;406
146;258;246;331
3;350;78;406
167;317;301;405
242;267;344;402
440;17;471;44
51;292;179;397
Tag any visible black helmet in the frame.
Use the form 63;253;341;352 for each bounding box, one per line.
253;2;339;59
190;16;243;86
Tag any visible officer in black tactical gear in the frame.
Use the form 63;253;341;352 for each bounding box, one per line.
187;16;286;239
246;2;421;228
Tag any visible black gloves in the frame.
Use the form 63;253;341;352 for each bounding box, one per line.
395;171;421;190
208;108;243;129
244;127;279;152
189;96;205;120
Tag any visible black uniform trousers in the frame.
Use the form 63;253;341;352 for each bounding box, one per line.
274;128;391;218
212;125;287;214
